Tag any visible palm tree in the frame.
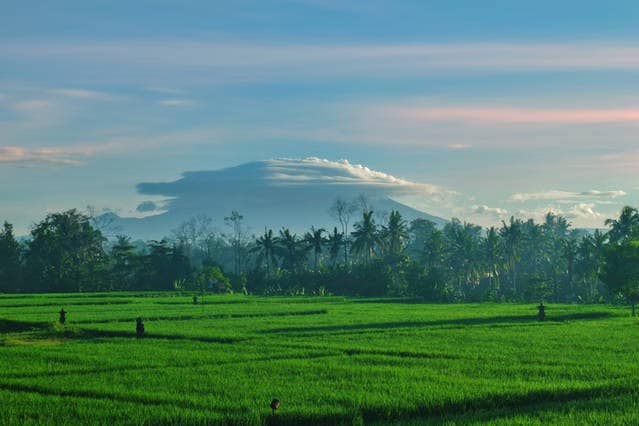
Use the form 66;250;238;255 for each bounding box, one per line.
561;232;579;295
483;226;501;292
304;226;326;271
275;228;307;272
251;228;277;277
500;216;523;296
605;206;639;244
444;219;482;293
422;228;445;269
326;227;344;268
577;229;607;299
382;210;408;258
351;211;381;264
522;219;545;275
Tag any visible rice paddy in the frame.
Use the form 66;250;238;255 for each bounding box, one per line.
0;293;637;425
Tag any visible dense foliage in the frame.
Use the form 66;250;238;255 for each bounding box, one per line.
1;204;639;310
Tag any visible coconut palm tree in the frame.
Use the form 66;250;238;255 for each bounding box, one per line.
251;228;277;277
605;206;639;244
304;226;326;271
326;227;344;268
561;232;580;295
275;228;307;272
577;229;607;299
351;211;381;264
500;216;523;296
381;210;408;258
483;226;502;292
444;219;482;293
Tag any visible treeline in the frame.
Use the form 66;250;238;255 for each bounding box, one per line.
1;202;639;309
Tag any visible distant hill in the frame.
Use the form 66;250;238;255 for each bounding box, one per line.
101;158;448;240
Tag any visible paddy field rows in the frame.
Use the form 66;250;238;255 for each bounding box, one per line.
0;293;637;425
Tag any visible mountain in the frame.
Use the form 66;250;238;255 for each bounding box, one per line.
102;158;448;240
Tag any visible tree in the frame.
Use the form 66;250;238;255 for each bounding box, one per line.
482;226;501;293
172;215;215;264
275;228;307;272
444;219;482;295
327;227;345;268
251;228;277;277
576;229;607;300
500;216;523;296
561;232;579;297
225;211;247;275
521;219;545;276
137;240;191;290
351;211;380;264
0;222;21;292
25;209;107;292
109;235;138;290
304;227;326;271
601;240;639;316
407;219;438;258
194;266;231;293
381;210;408;259
605;206;639;244
329;197;357;266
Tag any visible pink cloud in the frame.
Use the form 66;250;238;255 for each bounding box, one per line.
0;146;88;165
387;107;639;124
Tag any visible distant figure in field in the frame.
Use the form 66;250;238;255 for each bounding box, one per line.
270;398;280;415
193;295;198;305
538;301;546;321
59;308;66;325
136;317;145;338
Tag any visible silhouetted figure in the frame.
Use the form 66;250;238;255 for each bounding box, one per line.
270;398;280;416
538;301;546;321
136;317;145;338
59;309;66;325
193;295;198;305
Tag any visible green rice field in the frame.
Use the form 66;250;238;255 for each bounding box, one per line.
0;293;637;425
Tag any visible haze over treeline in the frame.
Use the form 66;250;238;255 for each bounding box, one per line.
1;200;638;311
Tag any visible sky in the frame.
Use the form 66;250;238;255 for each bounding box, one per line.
1;0;639;234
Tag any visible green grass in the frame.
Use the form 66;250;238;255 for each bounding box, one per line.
0;293;637;425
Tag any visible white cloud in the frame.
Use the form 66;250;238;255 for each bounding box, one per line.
514;203;607;227
448;143;472;150
0;146;84;166
137;157;453;201
158;99;195;107
471;204;508;218
6;41;639;84
567;203;603;220
509;189;626;202
49;88;116;100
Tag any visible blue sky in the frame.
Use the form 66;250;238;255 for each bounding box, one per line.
2;0;639;233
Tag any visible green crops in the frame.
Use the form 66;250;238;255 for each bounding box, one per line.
1;293;638;425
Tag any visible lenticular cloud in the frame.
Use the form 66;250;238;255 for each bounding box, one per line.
108;158;448;239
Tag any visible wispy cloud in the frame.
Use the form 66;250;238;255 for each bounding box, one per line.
144;86;183;95
448;143;472;150
11;99;50;111
6;41;639;83
509;189;626;202
0;146;84;166
386;106;639;124
48;88;117;100
158;99;195;107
